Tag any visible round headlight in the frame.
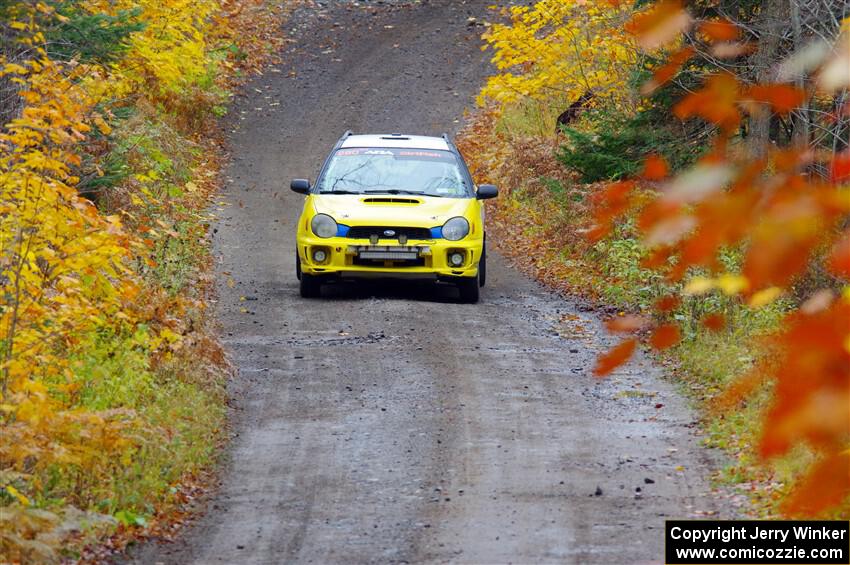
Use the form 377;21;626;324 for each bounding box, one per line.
442;217;470;241
311;214;337;238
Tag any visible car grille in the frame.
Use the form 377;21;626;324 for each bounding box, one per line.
346;226;432;240
353;256;426;267
350;245;428;268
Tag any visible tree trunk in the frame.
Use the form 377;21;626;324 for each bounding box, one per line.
0;23;25;129
790;0;810;149
748;0;787;158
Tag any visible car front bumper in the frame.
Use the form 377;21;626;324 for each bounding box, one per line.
297;236;482;280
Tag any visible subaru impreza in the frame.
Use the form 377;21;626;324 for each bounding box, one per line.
291;132;497;302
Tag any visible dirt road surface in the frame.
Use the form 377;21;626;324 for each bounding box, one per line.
129;1;724;563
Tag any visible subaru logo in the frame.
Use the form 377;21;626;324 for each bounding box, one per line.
383;229;396;237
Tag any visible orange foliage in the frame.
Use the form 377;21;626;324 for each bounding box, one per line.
701;313;726;332
606;315;649;333
828;231;850;277
832;149;850;183
699;19;740;42
643;46;694;94
655;295;681;312
625;0;690;50
591;3;850;516
642;154;670;180
781;451;850;517
589;180;636;241
594;338;638;377
649;323;682;350
745;84;807;115
674;73;741;132
759;301;850;459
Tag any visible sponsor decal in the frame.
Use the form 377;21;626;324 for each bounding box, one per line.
334;148;455;161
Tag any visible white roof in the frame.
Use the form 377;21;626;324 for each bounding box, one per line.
340;134;450;151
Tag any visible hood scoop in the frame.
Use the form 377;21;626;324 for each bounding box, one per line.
361;197;422;205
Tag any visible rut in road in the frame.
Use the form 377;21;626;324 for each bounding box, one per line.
128;1;727;563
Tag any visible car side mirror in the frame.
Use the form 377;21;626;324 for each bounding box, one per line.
291;179;311;194
476;184;498;200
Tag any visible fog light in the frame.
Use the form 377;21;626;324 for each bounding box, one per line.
313;249;328;263
449;252;464;267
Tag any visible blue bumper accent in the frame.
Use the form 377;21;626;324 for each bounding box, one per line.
335;224;443;239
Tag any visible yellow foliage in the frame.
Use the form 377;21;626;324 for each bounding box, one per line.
78;0;219;99
479;0;638;111
0;47;143;475
0;0;239;556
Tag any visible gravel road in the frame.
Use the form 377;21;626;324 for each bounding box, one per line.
128;1;724;563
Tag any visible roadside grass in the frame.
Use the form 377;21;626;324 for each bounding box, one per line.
457;103;811;517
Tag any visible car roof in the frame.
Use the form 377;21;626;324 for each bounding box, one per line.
339;133;450;151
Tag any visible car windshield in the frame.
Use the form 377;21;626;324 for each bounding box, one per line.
316;148;469;197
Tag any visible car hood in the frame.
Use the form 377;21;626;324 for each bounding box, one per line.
312;194;472;227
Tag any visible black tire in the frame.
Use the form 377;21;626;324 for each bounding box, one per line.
479;244;486;288
457;273;480;303
295;252;302;281
300;273;322;298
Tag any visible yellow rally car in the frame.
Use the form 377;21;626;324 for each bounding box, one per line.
291;132;498;302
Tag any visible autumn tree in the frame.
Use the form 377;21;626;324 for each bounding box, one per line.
591;0;850;516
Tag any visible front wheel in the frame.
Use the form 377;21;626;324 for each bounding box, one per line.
457;273;480;303
300;273;322;298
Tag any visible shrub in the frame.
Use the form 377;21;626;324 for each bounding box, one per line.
44;3;145;64
557;107;702;182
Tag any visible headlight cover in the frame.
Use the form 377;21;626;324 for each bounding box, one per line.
442;217;470;241
311;214;338;238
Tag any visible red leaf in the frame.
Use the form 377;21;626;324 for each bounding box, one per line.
781;451;850;517
759;301;850;459
655;295;681;312
830;148;850;184
642;154;669;180
710;41;756;59
594;338;637;377
674;73;740;131
714;368;769;413
637;199;682;233
626;0;692;50
746;84;806;114
642;247;674;269
642;47;694;93
701;313;726;332
606;315;648;333
699;19;740;42
827;231;850;277
650;323;681;350
591;181;634;222
587;222;612;243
